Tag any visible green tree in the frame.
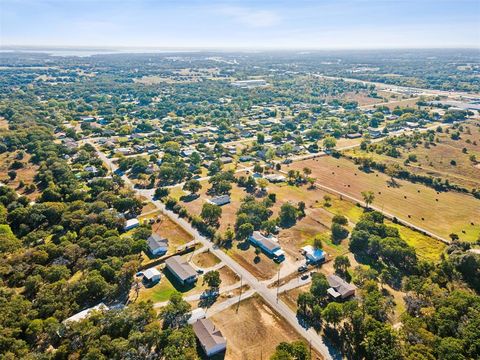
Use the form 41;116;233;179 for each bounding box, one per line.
237;222;254;240
159;291;192;329
203;270;221;289
323;136;337;150
0;224;22;254
361;191;375;209
201;203;222;226
279;202;298;228
334;255;351;277
183;179;202;195
322;302;343;328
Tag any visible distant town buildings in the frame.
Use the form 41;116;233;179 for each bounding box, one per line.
231;79;268;88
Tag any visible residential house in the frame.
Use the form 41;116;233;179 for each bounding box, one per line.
164;256;198;285
302;245;326;264
147;234;169;257
124;218;140;231
346;133;362;139
208;195;230;206
192;318;227;357
264;174;286;183
327;274;356;300
249;231;285;262
63;303;109;324
142;267;161;284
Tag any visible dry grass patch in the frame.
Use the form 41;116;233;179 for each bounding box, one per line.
210;295;323;360
290;156;480;242
140;211;194;252
192;251;221;268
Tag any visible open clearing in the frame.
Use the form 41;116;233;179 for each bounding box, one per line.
139;210;194;254
192;251;221;268
288;155;480;242
345;120;480;191
0;152;40;200
211;295;323;360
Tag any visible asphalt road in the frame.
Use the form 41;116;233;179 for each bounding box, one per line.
85;120;454;359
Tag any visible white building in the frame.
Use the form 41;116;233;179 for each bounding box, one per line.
124;218;140;231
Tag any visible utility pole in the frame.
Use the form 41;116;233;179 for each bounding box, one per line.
236;275;243;313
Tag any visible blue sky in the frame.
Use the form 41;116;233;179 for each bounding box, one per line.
1;0;479;49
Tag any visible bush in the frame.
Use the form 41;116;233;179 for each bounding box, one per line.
332;223;349;242
332;214;348;226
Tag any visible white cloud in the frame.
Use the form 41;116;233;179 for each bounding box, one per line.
218;5;281;28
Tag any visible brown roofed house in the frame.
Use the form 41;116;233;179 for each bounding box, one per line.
193;318;227;357
327;274;356;300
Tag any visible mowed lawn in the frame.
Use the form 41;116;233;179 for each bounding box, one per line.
210;296;323;360
288;156;480;242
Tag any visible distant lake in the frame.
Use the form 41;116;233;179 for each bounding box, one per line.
0;48;200;57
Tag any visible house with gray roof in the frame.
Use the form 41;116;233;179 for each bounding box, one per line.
147;234;169;257
249;231;285;262
164;255;197;285
192;318;227;357
327;274;356;300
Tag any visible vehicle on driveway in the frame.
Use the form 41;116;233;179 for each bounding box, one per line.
297;265;308;273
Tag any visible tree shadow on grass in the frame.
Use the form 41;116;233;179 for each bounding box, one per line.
180;193;200;202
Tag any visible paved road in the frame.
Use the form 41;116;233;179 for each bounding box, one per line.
88;140;335;359
86;120;454;359
279;123;453;245
314;74;480;99
145;197;335;359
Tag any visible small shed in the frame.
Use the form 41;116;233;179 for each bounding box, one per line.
143;267;161;284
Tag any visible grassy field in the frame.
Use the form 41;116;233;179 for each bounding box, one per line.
135;261;239;304
288;155;480;242
344;120;480;191
210;295;323;360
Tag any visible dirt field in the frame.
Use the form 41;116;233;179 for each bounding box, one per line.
179;179;248;233
288;155;480;242
279;284;310;312
192;251;221;268
0;152;40;199
139;210;194;253
225;243;280;281
211;295;323;360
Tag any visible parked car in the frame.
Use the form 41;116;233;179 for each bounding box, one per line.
301;273;309;280
297;265;308;273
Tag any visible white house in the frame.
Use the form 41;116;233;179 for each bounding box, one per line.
143;267;161;284
124;218;140;231
63;303;109;324
208;195;230;206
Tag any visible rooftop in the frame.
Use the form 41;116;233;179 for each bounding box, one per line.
192;318;227;354
165;255;197;281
